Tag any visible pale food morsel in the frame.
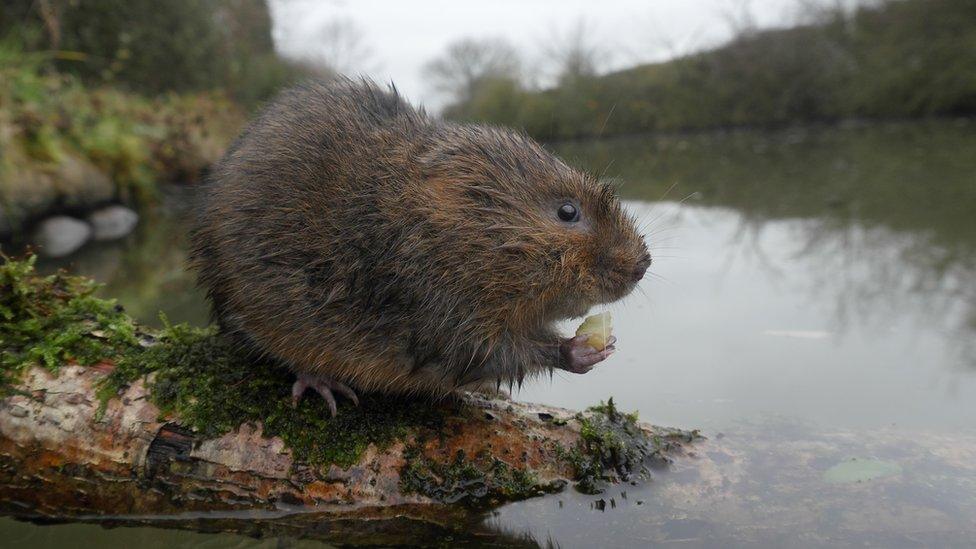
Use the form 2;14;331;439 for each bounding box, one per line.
575;312;613;351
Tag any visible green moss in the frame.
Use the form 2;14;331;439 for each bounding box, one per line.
562;398;701;494
101;318;443;467
0;253;142;392
1;256;700;492
400;399;702;503
400;448;550;505
2;255;441;468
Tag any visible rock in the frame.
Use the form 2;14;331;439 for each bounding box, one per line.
55;154;115;208
31;216;92;257
0;153;114;237
87;205;139;240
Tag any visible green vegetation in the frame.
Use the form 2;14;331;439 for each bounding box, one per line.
0;254;441;467
0;0;315;106
101;319;445;467
564;399;647;494
0;46;242;183
0;1;321;237
0;253;140;389
445;0;976;139
0;47;243;234
400;447;550;505
561;398;701;494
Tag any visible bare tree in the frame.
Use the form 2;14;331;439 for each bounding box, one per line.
312;17;376;75
720;0;758;38
35;0;66;51
629;12;708;68
793;0;878;26
543;19;610;85
422;38;522;105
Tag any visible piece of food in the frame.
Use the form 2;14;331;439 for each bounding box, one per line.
575;312;613;351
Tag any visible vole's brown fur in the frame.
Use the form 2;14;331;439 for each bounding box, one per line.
190;79;649;401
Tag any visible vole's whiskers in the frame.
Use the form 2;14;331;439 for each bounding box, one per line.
645;271;672;285
657;180;680;202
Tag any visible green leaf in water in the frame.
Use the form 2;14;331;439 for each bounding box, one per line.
823;458;902;484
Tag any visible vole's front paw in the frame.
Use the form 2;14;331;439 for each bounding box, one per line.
560;335;617;374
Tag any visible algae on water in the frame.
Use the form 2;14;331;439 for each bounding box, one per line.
823;458;902;484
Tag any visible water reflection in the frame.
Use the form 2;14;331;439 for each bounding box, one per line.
517;200;976;432
0;516;335;548
39;187;210;328
551;120;976;372
489;421;976;548
0;507;546;547
555;120;976;251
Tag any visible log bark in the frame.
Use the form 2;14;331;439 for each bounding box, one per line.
0;362;695;523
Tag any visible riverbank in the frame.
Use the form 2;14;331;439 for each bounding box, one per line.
444;0;976;140
0;53;244;244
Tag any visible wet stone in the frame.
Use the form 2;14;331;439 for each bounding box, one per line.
31;216;92;257
88;205;139;241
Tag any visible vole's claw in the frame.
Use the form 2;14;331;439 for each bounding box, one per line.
331;380;360;407
291;375;359;416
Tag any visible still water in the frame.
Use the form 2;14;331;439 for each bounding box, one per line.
9;120;976;547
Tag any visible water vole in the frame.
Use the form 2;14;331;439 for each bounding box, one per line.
190;79;650;414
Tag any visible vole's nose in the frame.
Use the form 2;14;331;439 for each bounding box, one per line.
632;252;652;282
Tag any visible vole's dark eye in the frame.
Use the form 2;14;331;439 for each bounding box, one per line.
557;202;580;223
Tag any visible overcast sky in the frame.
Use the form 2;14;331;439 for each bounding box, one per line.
269;0;831;110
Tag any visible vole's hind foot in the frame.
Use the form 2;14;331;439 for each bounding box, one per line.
291;374;360;417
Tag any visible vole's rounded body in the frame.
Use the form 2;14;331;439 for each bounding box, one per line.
190;79;649;403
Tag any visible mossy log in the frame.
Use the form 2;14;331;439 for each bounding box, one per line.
0;362;694;519
0;255;698;522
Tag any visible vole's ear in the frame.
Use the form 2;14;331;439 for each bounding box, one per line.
414;174;461;208
420;172;520;215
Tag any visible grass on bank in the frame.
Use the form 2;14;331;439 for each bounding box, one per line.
0;0;322;235
0;43;243;230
